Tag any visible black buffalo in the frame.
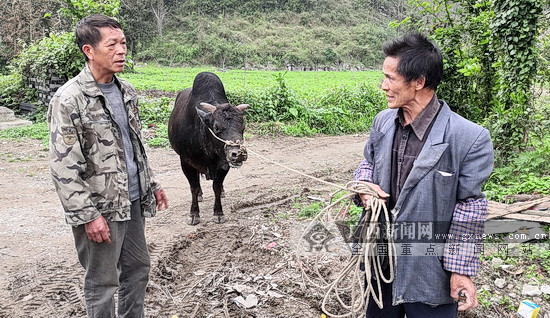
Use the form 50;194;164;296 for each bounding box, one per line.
168;72;248;225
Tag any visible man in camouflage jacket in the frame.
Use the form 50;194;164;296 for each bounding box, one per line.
48;15;168;317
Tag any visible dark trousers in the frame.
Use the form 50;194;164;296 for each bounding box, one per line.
365;277;458;318
73;200;150;318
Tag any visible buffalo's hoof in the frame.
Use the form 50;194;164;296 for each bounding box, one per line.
213;215;226;224
188;215;200;226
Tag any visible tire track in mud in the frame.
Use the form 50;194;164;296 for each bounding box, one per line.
145;191;320;317
0;191;320;318
0;263;86;317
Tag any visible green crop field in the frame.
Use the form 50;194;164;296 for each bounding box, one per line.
119;65;384;99
116;64;389;138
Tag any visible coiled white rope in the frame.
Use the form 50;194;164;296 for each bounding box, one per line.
295;181;395;318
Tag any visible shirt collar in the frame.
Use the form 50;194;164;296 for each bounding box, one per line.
396;94;441;141
80;64;123;97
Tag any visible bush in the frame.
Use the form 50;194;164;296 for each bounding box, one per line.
139;97;173;125
228;72;304;123
0;32;83;113
307;82;386;135
0;73;36;110
483;135;550;201
11;32;83;81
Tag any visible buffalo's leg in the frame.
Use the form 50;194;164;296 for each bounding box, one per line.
181;160;201;225
212;168;229;223
198;188;203;202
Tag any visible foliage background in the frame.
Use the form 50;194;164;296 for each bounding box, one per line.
0;0;548;201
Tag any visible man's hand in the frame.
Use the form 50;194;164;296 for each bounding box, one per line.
85;216;111;244
450;273;478;311
359;182;389;206
154;189;169;211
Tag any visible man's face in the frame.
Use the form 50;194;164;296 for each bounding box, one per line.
381;56;417;109
85;27;127;77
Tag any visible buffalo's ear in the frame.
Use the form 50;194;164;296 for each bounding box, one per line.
196;107;212;125
236;104;249;112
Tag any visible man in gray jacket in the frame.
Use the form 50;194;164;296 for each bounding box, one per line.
48;15;168;317
355;33;494;317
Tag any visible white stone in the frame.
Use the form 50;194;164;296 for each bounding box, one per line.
541;285;550;295
522;284;542;296
234;294;258;309
0;107;32;129
491;257;504;268
0;106;16;121
494;278;506;289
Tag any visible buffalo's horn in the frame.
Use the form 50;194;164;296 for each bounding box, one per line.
200;102;217;113
236;104;249;112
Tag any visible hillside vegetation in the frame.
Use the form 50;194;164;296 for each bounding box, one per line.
0;0;404;72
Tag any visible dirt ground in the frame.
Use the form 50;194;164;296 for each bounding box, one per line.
1;134;544;318
0;133;372;317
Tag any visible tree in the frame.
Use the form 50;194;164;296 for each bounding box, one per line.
0;0;66;72
150;0;169;37
59;0;120;25
398;0;546;160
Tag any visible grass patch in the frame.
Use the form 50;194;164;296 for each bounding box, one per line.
0;122;49;146
483;135;550;202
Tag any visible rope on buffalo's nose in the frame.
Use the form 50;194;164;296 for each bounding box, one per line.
206;126;247;156
206;126;242;147
206;126;394;316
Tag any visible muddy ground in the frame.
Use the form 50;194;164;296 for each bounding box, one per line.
0;134;542;317
0;134;369;317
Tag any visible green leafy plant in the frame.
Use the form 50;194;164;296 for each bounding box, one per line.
139;97;172;125
0;32;83;112
483;135;550;201
11;32;83;81
477;288;492;309
298;201;324;219
59;0;120;25
399;0;546;164
144;123;169;148
0;73;36;110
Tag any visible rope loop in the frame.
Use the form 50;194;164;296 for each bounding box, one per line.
293;181;395;317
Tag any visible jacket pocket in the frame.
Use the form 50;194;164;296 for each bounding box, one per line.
82;120;118;176
434;169;456;186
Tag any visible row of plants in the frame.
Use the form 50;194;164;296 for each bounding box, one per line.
137;72;387;138
118;65;383;99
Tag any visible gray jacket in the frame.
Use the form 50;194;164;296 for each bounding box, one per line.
364;100;494;305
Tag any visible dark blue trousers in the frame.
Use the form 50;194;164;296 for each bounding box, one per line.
365;278;458;318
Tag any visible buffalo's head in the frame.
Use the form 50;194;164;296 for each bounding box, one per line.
196;102;248;167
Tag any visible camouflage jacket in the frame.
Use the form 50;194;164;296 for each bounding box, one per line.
48;65;161;226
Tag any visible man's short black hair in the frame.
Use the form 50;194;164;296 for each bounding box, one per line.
76;14;122;61
383;33;443;91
